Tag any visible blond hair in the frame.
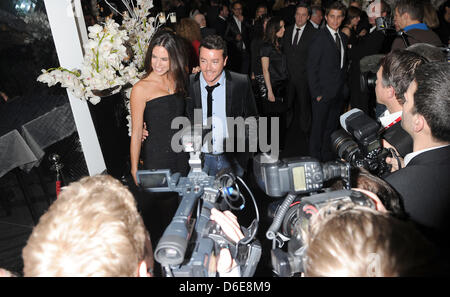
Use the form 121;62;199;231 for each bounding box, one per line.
23;175;149;277
303;204;435;277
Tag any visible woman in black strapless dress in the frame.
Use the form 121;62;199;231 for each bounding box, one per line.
129;31;191;266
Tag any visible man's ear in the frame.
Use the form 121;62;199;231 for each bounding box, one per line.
224;56;228;67
414;113;426;133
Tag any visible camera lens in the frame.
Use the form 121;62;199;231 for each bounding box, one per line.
330;129;360;162
360;71;377;92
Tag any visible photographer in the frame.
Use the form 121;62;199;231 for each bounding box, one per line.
375;49;427;159
22;174;245;277
391;0;442;50
302;203;441;276
384;62;450;250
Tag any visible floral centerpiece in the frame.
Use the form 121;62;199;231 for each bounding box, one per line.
37;0;168;134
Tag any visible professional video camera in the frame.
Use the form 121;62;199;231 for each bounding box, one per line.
137;125;261;277
330;108;392;177
253;154;376;276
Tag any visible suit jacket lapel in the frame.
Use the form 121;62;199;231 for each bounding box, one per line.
193;72;202;108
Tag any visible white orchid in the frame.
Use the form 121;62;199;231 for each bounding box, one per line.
38;1;158;132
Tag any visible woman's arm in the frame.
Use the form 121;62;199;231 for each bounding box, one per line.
261;56;275;102
130;83;146;185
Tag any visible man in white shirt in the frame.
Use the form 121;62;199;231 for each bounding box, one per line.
307;1;348;161
384;62;450;250
309;5;323;29
375;50;427;157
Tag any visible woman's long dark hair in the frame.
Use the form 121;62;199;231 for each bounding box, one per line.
142;29;188;97
263;16;283;51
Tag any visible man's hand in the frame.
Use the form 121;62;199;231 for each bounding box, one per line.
192;66;201;74
210;208;244;274
383;139;404;172
316;96;323;102
142;122;149;142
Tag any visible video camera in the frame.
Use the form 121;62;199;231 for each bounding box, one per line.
137;125;261;277
253;154;376;276
331;108;392;177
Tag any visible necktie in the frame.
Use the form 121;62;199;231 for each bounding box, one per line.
293;27;301;45
335;32;341;55
205;83;220;122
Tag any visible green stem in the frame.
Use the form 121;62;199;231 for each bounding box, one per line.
47;67;80;77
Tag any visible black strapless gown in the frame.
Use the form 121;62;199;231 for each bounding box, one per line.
142;93;189;176
140;94;190;272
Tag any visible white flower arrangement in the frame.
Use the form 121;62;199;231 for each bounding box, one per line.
37;0;175;135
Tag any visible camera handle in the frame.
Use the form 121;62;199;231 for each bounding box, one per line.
266;193;298;247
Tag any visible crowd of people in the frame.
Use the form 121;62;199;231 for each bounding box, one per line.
1;0;449;277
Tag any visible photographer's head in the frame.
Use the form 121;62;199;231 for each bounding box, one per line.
330;167;406;219
401;62;450;147
394;0;423;31
23;175;153;277
376;49;427;112
303;204;437;276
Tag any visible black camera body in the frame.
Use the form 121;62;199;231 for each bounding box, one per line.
137;126;261;277
253;154;376;276
331;108;391;176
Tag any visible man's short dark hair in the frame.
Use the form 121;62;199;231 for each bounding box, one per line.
412;62;450;142
199;34;228;58
296;1;312;16
395;0;424;22
380;49;427;105
325;1;346;17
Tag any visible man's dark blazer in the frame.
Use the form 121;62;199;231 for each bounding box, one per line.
282;22;318;132
224;16;251;73
213;16;228;38
307;27;348;101
385;145;450;236
187;70;258;171
307;27;348;161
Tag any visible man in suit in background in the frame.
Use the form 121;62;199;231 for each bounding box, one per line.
214;3;230;38
385;62;450;251
307;1;348;161
193;12;217;39
309;5;324;29
225;1;251;75
281;2;318;157
188;35;258;177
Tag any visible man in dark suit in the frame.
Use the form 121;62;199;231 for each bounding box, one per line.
281;2;318;157
224;1;251;75
306;1;348;161
213;3;229;38
188;35;258;177
385;62;450;250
